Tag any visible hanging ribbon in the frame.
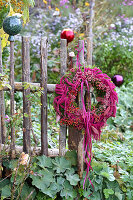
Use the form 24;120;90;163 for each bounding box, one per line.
76;42;94;195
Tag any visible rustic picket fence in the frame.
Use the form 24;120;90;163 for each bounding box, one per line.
0;36;93;178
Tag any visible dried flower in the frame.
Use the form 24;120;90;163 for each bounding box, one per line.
19;152;30;166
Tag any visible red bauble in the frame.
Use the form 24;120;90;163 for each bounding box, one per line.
112;75;124;87
61;29;74;43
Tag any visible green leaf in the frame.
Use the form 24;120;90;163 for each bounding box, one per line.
52;157;71;173
85;191;101;200
56;177;65;191
60;180;77;199
57;176;65;185
91;160;103;174
115;192;123;200
1;185;11;199
31;169;54;189
9;159;18;170
65;150;77;166
0;179;10;191
103;189;114;199
20;183;36;200
65;169;80;186
100;171;115;181
42;182;57;198
31;175;45;190
36;155;53;169
24;113;29;118
82;188;91;198
5;84;12;90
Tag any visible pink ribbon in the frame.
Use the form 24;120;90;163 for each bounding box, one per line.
76;42;94;195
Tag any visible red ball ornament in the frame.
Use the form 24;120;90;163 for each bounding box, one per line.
112;75;124;87
61;29;74;43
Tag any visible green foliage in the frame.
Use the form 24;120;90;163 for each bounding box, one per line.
107;82;133;132
0;72;12;90
0;4;9;29
22;0;35;23
103;189;114;199
30;155;79;199
92;128;133;199
1;185;11;200
0;179;11;200
94;40;133;84
78;159;124;200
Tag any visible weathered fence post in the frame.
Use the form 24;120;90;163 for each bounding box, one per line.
68;40;84;178
40;37;48;156
0;39;6;144
87;37;92;66
22;36;31;154
59;39;67;156
10;40;16;158
87;0;95;66
77;40;85;178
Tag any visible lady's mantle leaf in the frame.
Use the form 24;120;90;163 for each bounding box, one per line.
36;155;53;169
115;192;123;200
60;180;77;199
100;171;115;181
31;169;54;188
103;189;114;199
1;185;11;199
52;157;71;173
65;169;80;186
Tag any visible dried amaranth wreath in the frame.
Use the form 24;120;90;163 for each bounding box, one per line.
54;67;118;140
54;65;118;193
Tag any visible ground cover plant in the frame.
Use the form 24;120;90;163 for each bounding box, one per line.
0;127;133;200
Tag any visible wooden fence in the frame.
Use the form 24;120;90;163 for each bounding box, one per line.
0;36;93;177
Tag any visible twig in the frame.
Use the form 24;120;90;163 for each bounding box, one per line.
25;189;35;200
16;171;29;200
0;173;12;183
11;161;19;200
16;157;32;200
29;108;39;148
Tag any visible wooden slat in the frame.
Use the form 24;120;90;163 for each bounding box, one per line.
10;41;15;158
2;82;56;92
59;39;67;156
68;40;84;179
77;40;84;178
1;144;61;157
0;39;6;144
40;37;48;156
87;37;92;66
60;39;67;76
87;0;95;66
22;36;31;154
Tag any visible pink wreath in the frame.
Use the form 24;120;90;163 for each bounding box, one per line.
54;67;118;138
